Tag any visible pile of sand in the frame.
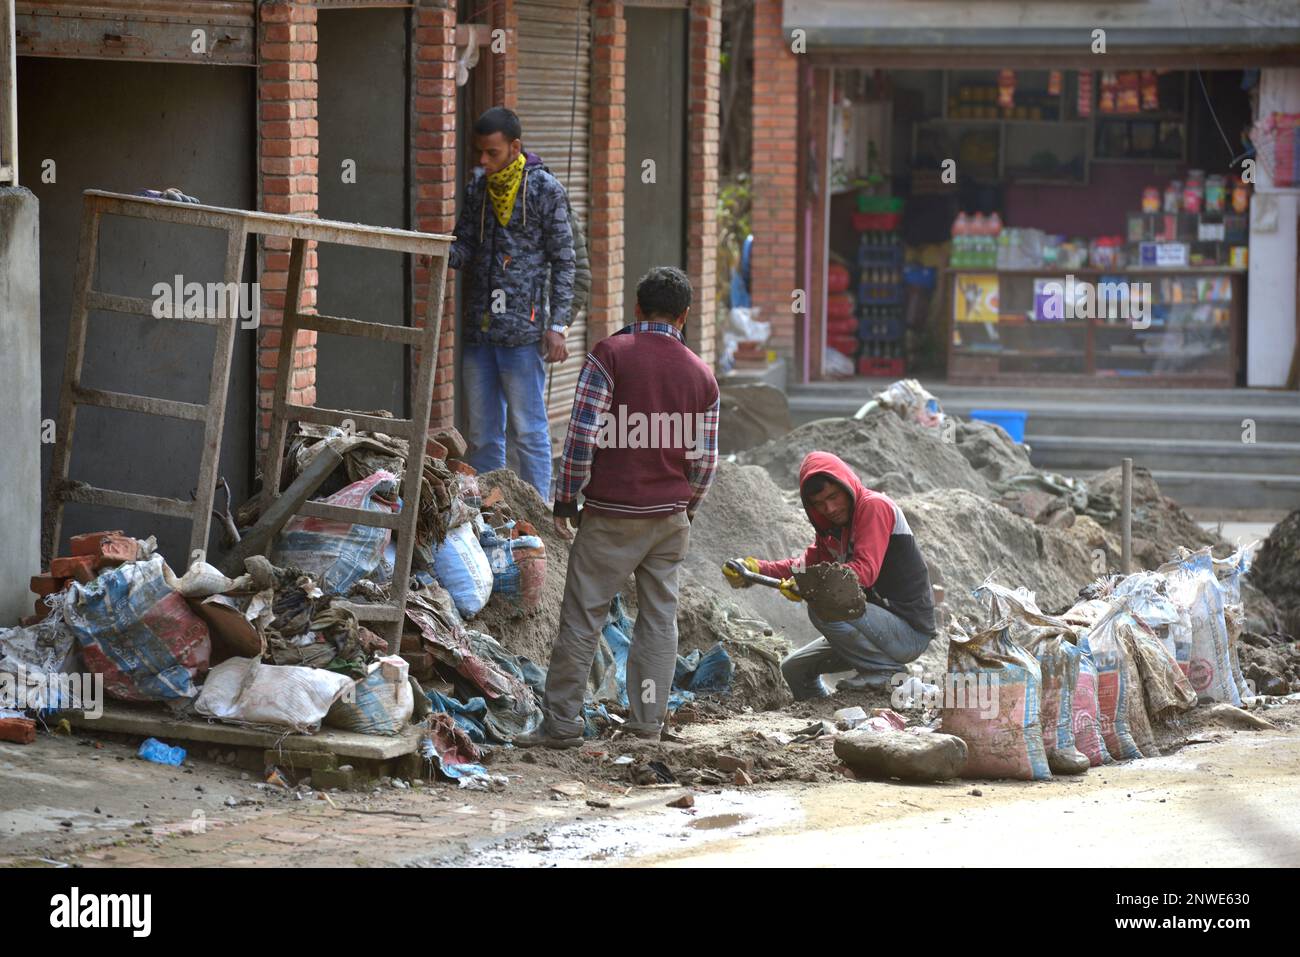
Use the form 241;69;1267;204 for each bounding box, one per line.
739;412;992;500
1250;508;1300;639
683;462;816;641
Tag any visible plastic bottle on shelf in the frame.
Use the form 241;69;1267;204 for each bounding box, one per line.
952;212;970;268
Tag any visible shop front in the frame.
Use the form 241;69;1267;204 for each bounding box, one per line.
775;0;1300;389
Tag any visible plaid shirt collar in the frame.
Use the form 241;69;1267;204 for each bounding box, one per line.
615;320;684;342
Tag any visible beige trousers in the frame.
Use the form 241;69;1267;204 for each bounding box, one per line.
541;510;691;737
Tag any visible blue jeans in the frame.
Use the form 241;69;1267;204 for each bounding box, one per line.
781;603;933;701
461;343;552;500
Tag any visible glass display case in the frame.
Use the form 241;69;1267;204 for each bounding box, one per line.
946;267;1242;385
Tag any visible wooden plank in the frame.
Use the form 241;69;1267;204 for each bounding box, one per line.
44;199;101;560
298;500;403;530
382;248;449;652
58;483;196;519
188;222;248;563
333;600;405;622
86;289;221;325
73;385;207;422
86;190;453;250
286;403;414;438
215;445;343;576
261;236;306;502
65;704;422;760
300;312;425;346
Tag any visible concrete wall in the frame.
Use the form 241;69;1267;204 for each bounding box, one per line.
1247;67;1300;388
317;7;410;417
18;56;256;567
0;188;41;624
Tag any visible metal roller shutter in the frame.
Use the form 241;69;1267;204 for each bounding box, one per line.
515;0;591;455
15;1;256;65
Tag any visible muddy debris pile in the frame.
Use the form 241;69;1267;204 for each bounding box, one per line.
675;583;792;712
952;417;1034;484
1250;508;1300;640
1086;465;1222;568
740;411;993;499
475;468;579;665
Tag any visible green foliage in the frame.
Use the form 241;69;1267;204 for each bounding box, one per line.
715;172;751;300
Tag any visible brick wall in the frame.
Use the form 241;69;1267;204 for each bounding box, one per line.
686;0;721;365
257;0;319;451
493;0;518;109
749;0;799;357
412;0;459;428
588;0;625;342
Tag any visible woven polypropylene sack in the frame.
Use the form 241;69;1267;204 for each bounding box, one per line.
65;555;211;702
942;623;1051;781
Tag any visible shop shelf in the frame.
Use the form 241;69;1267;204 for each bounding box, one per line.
857;316;906;341
858;357;906;377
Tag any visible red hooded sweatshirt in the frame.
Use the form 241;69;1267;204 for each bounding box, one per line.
757;451;936;635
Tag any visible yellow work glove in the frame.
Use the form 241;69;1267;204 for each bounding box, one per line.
722;557;760;589
779;578;803;603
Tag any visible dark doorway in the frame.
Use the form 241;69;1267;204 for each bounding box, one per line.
623;6;688;322
317;7;411;417
19;56;256;566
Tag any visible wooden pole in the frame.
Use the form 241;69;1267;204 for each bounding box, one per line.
1121;457;1133;575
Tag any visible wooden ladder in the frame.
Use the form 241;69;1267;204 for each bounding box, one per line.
47;190;452;652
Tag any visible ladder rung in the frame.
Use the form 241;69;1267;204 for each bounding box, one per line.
286;404;414;439
73;386;207;422
333;601;405;623
299;313;425;346
58;483;196;520
86;290;221;326
298;500;402;530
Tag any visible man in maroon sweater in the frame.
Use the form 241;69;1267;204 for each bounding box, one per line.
726;451;937;699
516;267;720;748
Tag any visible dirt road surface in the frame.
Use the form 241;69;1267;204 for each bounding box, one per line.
2;701;1296;867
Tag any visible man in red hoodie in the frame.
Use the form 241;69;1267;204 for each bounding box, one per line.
725;451;937;699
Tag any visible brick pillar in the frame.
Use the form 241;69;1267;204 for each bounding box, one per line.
588;1;625;342
686;0;721;366
749;0;798;358
492;0;518;109
412;0;458;427
257;0;319;451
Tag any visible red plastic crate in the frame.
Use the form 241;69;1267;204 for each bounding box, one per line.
827;335;858;356
857;357;905;378
852;212;903;232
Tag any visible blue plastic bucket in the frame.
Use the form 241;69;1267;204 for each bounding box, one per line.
969;409;1028;443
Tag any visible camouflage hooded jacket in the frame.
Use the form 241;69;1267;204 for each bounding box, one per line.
448;151;588;348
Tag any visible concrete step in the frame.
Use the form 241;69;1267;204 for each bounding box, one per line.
1027;434;1300;477
1141;470;1300;512
992;404;1300;444
1058;465;1300;512
789;381;1300;409
790;397;1300;443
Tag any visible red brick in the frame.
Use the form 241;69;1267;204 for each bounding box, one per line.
0;718;36;745
50;555;96;579
96;534;140;568
70;529;123;557
29;574;66;597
